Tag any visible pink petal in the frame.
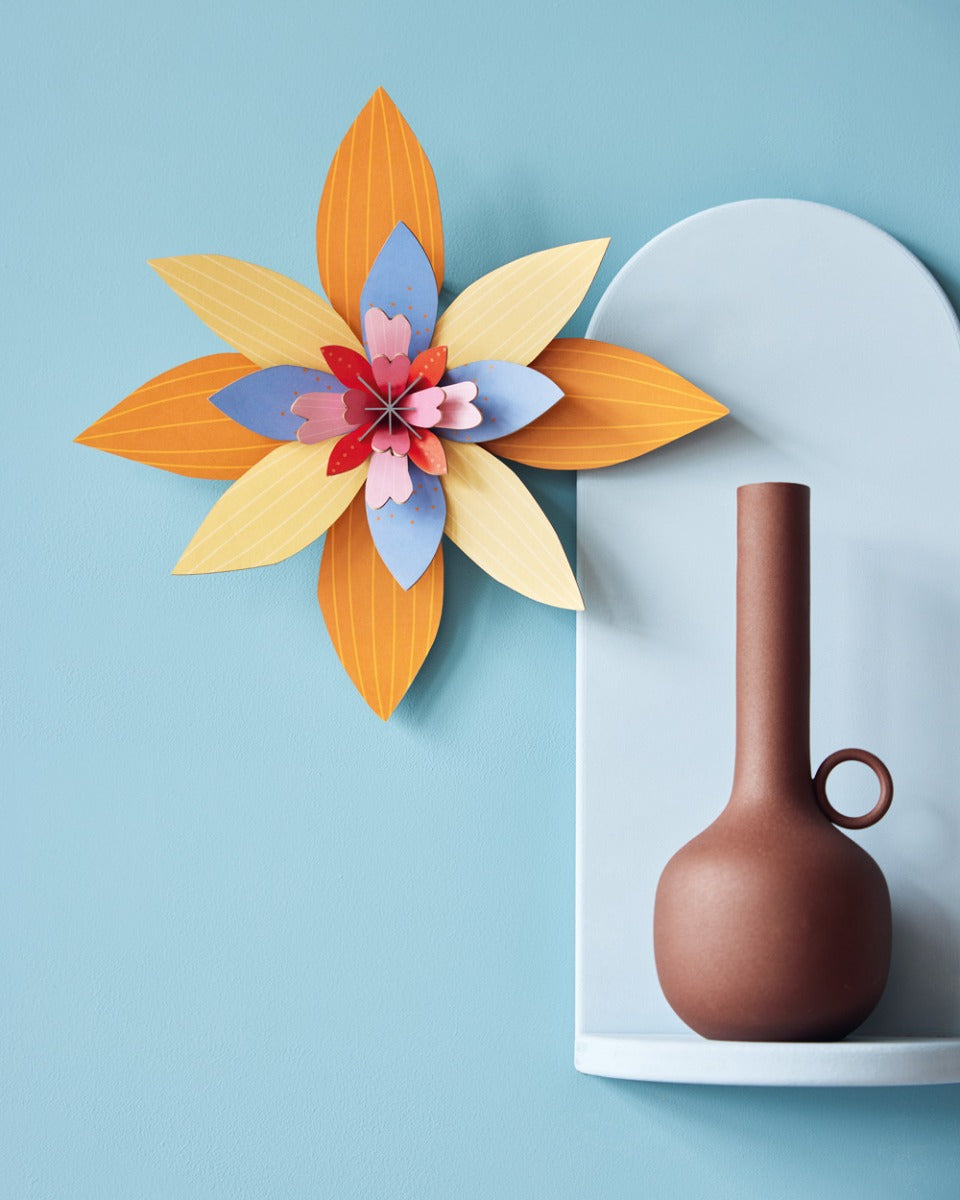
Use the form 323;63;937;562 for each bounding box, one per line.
291;391;356;444
343;387;378;426
364;308;412;360
436;381;482;430
371;426;411;455
366;450;413;509
291;391;346;419
298;421;341;445
402;386;442;428
371;354;411;395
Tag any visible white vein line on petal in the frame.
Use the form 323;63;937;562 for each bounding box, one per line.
211;458;328;569
198;454;332;569
178;259;327;339
183;448;318;566
441;244;597;354
91;385;246;425
449;481;569;597
200;256;352;341
446;454;572;596
493;246;599;362
157;279;321;365
491;252;590;356
222;467;362;569
545;347;688;378
161;262;324;347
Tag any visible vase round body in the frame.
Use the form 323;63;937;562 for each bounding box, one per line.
653;482;893;1041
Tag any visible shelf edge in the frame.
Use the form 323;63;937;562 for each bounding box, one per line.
575;1034;960;1087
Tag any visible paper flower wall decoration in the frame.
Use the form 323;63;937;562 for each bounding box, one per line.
77;89;727;719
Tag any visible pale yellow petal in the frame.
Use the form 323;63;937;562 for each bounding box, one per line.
434;239;609;368
442;441;583;610
149;255;363;368
173;442;367;574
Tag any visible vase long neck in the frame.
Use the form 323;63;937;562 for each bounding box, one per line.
732;483;812;801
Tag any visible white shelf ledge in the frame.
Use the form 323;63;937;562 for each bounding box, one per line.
575;1035;960;1087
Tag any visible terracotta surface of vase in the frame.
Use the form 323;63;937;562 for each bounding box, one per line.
653;483;893;1041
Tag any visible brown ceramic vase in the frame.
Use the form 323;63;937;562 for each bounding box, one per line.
653;483;893;1041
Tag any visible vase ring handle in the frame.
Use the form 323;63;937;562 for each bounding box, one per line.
813;748;893;830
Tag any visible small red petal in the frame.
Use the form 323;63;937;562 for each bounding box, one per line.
408;430;447;476
327;426;374;475
409;345;447;389
322;345;376;390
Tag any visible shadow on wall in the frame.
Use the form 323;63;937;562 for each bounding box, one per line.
577;415;763;636
596;1073;960;1192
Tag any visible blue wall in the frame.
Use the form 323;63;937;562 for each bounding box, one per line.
3;1;959;1195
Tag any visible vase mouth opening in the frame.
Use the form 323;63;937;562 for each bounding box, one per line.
737;481;810;496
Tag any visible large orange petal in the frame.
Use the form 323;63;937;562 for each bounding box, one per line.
318;493;443;720
484;338;728;469
316;88;444;339
74;355;281;479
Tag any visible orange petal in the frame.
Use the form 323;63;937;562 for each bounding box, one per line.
316;88;444;339
408;429;447;476
410;345;447;387
74;355;281;479
318;493;443;720
485;338;728;469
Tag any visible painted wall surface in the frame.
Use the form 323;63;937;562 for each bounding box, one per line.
3;2;959;1196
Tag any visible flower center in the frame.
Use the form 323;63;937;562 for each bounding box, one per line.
358;374;424;442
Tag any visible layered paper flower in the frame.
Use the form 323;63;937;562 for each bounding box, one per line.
77;89;726;718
